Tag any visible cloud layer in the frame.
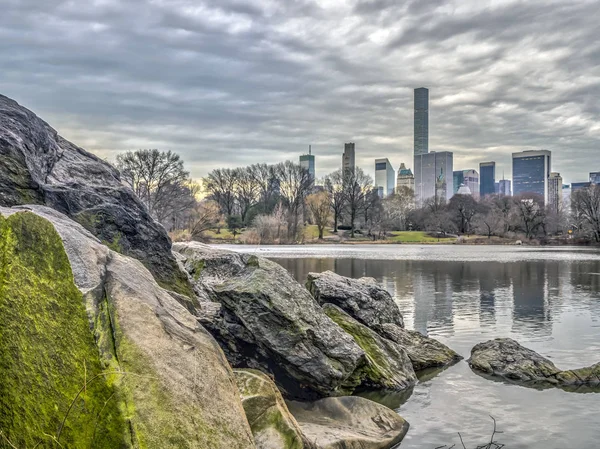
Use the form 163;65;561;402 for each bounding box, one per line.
1;0;598;183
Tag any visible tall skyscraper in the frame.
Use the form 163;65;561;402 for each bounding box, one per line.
498;179;512;196
375;158;395;198
299;145;315;181
548;172;563;213
590;172;600;184
342;142;355;175
414;151;453;205
396;163;415;192
480;162;496;197
512;150;551;204
414;88;429;156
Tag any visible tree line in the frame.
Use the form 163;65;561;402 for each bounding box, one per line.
115;149;600;244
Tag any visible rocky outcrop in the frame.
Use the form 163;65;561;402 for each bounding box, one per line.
469;338;600;387
287;396;410;449
323;304;417;392
234;369;308;449
306;271;404;331
0;94;191;296
174;242;366;399
0;206;255;449
306;270;461;371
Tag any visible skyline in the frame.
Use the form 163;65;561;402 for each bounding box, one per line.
1;0;598;184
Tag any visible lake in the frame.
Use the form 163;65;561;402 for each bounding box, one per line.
218;244;600;449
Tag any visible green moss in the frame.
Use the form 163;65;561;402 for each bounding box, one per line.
192;259;205;280
0;212;128;449
246;255;260;268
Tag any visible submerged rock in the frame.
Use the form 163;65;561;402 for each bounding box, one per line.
306;270;461;371
323;304;417;392
174;242;366;399
287;396;409;449
234;369;308;449
0;94;191;296
306;271;404;331
469;338;600;387
0;206;255;449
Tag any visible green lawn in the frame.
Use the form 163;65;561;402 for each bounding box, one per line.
303;225;334;240
202;228;240;240
388;231;456;243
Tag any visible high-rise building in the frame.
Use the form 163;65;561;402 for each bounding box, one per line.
375;158;395;198
512;150;551;204
480;162;496;197
562;185;572;209
452;169;479;198
299;145;315;181
414;151;453;205
453;171;464;195
396;163;415;192
572;182;591;192
548;172;563;213
414;88;429;156
590;172;600;184
498;179;512;196
342;142;355;175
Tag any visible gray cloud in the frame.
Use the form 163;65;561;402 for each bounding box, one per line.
0;0;598;183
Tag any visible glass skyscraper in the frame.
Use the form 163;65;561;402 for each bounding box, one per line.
414;88;429;155
512;150;551;204
415;151;454;204
480;161;496;197
299;147;315;181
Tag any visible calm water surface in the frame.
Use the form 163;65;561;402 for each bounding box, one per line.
219;245;600;449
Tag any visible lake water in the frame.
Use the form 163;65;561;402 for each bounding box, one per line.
219;244;600;449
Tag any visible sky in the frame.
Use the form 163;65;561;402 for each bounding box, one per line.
1;0;599;184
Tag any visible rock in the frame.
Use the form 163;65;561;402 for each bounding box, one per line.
234;369;307;449
0;206;255;449
287;396;410;449
323;304;417;392
0;94;191;296
306;271;404;331
174;242;366;399
306;270;461;372
469;338;600;387
378;323;462;371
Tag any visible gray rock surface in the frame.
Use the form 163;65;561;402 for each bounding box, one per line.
174;242;366;399
1;205;255;448
287;396;409;449
0;94;191;296
306;271;404;331
469;338;600;387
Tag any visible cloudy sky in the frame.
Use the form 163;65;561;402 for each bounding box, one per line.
1;0;598;183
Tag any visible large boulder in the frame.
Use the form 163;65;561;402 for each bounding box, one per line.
469;338;600;387
306;271;460;371
234;369;308;449
0;206;255;449
306;271;404;331
0;94;191;296
323;304;417;392
174;242;366;399
287;396;410;449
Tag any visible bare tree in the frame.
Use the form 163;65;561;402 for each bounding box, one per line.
512;194;546;239
190;200;223;239
249;163;279;214
275;161;312;241
205;168;237;217
324;169;347;233
448;194;481;234
234;167;260;225
343;167;373;238
306;191;332;239
572;185;600;242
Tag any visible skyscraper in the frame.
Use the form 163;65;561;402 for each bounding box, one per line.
299;145;315;181
498;179;512;196
342;142;355;175
414;88;429;156
375;158;395;198
512;150;551;204
480;162;496;197
453;171;464;195
396;163;415;192
453;169;479;198
548;172;563;213
414;151;453;205
590;172;600;184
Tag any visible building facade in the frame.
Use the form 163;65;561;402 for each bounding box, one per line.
548;172;563;213
480;161;496;197
498;179;512;196
414;151;453;205
512;150;551;204
590;172;600;184
396;163;415;192
375;158;395;198
414;88;429;156
299;146;315;181
342;142;355;175
571;182;591;192
453;171;464;195
453;169;479;198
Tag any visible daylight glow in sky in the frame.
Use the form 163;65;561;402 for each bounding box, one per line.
1;0;598;183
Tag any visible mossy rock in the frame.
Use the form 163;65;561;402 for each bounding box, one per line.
0;211;128;448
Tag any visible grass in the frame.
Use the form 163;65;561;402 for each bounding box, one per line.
202;228;241;240
302;225;334;240
387;231;456;243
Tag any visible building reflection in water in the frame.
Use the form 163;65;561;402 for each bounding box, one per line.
270;256;600;338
